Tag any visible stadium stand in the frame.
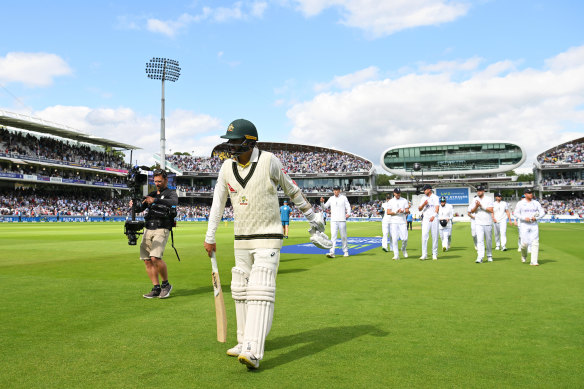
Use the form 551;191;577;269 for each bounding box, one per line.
534;136;584;195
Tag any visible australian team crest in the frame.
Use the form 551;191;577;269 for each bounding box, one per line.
239;195;249;206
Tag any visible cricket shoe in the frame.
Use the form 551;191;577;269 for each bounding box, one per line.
159;284;173;299
521;257;526;263
530;263;540;266
495;246;500;251
517;248;522;252
143;287;161;299
238;352;260;369
432;255;438;260
226;344;243;357
382;248;388;252
326;253;335;258
392;255;399;260
343;252;349;257
502;247;507;251
419;256;426;261
487;257;493;262
475;259;483;264
402;251;408;258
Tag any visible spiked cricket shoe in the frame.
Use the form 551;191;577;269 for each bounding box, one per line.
227;344;243;357
238;352;260;369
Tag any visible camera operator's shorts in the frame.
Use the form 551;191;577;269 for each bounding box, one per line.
140;228;170;260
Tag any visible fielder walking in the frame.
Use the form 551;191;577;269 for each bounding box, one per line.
387;188;409;259
513;188;545;266
493;192;511;251
321;186;352;258
418;184;440;260
438;196;454;252
380;193;392;253
470;185;494;263
204;119;326;369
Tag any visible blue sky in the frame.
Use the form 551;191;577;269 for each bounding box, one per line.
1;0;583;171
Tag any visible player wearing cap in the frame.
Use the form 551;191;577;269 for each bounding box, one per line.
418;184;440;260
470;185;494;263
387;188;409;259
380;193;393;253
204;119;330;369
321;186;352;258
493;192;511;251
438;196;454;252
513;188;545;266
280;200;291;239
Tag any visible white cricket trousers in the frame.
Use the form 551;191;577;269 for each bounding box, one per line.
439;226;452;249
421;219;439;257
475;224;493;261
494;220;507;248
329;221;348;255
381;220;392;251
390;223;408;254
519;222;540;265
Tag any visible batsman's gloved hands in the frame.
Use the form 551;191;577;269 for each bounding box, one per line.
306;211;325;233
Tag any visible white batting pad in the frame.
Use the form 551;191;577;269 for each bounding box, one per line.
242;264;276;360
231;267;249;344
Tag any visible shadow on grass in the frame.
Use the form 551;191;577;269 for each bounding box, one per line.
171;285;231;297
537;259;557;265
258;325;388;371
278;268;308;275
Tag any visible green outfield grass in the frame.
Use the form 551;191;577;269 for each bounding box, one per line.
1;221;582;388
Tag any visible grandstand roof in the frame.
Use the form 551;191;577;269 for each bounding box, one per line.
212;141;374;167
0;109;139;150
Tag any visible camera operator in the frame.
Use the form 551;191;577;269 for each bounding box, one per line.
129;169;178;299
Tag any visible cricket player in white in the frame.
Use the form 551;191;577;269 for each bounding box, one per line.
380;194;393;253
438;196;454;252
418;184;440;260
387;188;409;259
493;192;511;251
470;186;494;263
204;119;327;369
467;203;478;250
321;186;352;258
513;188;545;265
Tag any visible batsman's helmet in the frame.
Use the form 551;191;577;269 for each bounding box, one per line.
440;196;446;202
440;219;448;227
220;119;258;156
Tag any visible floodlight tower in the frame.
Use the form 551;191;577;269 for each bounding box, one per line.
145;57;181;170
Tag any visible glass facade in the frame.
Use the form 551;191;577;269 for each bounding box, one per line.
383;143;523;173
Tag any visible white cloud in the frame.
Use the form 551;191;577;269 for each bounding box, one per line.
314;66;379;92
287;46;584;170
292;0;470;37
146;2;267;37
0;52;72;87
22;105;223;165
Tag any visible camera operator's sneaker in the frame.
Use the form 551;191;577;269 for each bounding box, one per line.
159;284;173;299
143;287;161;299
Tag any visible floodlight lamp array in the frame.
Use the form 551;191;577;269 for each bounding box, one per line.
145;57;181;82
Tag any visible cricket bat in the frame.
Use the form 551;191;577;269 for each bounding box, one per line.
210;252;227;343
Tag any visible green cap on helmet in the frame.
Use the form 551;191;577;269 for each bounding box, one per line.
221;119;258;141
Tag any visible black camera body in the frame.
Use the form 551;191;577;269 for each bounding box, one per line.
124;166;148;245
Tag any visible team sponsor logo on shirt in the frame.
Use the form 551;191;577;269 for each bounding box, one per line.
239;195;249;206
228;183;237;193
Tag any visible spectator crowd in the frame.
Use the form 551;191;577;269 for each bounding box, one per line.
166;149;372;174
0;127;130;171
538;142;584;164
